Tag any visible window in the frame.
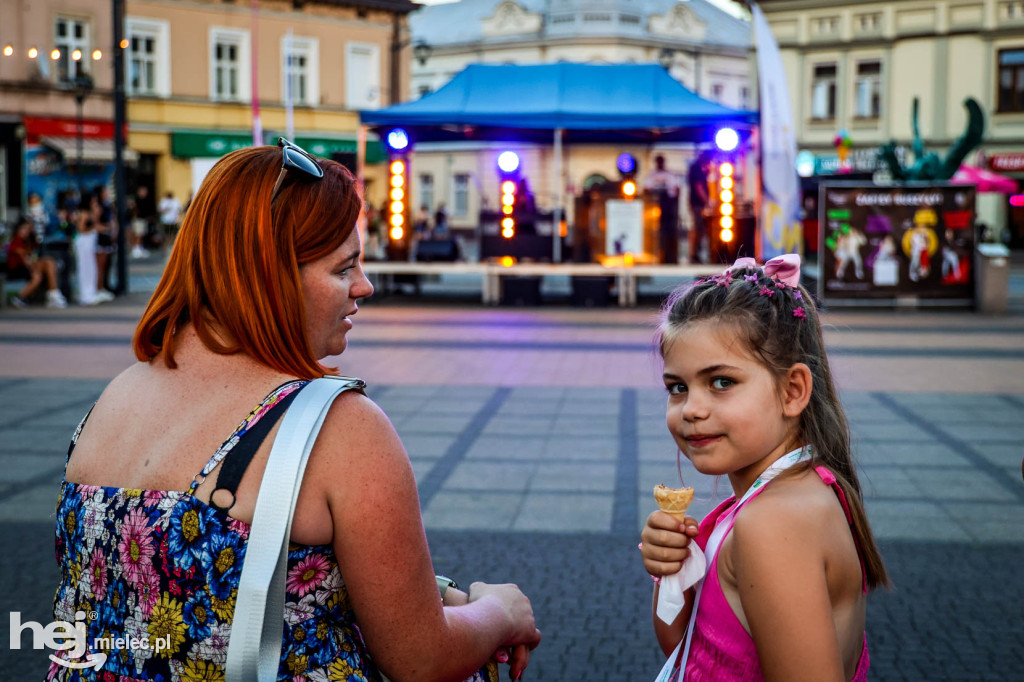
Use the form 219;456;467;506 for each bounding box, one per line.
452;173;470;216
811;64;837;120
210;28;250;102
812;16;839;36
711;83;724;102
282;36;319;106
55;17;89;83
418;84;432;98
346;43;381;109
740;86;751;109
856;13;881;33
126;18;170;97
854;61;881;118
998;49;1024;112
419;174;434;212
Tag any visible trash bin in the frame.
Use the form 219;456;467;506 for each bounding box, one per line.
975;243;1010;314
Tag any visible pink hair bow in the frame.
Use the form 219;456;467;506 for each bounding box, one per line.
729;254;802;287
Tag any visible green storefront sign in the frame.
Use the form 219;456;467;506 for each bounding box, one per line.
171;131;385;163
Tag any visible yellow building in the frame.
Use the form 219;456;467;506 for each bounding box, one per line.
125;0;416;207
758;0;1024;243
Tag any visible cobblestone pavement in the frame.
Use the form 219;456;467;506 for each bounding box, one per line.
2;259;1023;680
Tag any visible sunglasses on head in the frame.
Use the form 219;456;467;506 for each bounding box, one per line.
271;137;324;202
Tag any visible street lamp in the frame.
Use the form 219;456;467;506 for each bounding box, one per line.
413;41;432;66
72;72;95;197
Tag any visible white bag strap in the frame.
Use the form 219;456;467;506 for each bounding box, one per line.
225;376;366;682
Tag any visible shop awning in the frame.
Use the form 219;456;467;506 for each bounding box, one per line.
171;131;386;163
40;136;139;163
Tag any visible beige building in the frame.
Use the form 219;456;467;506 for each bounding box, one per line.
125;0;416;208
0;0;415;223
758;0;1024;242
0;0;118;223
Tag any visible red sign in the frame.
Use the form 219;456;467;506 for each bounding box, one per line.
23;116;117;143
988;153;1024;173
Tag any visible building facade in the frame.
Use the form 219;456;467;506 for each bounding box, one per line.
0;0;118;224
402;0;753;232
0;0;415;224
758;0;1024;243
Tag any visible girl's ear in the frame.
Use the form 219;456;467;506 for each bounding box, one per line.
781;362;813;418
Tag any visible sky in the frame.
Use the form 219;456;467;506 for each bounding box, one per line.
414;0;749;19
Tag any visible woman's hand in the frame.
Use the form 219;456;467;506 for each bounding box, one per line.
467;582;541;680
640;511;699;577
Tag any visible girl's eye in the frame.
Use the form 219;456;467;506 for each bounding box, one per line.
711;377;734;390
666;383;687;395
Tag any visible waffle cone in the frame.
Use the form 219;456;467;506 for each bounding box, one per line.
653;484;694;521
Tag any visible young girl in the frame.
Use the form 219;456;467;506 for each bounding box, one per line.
640;254;888;681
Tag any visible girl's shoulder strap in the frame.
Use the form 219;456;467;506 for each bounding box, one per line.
66;403;97;466
696;496;738;551
813;465;868;594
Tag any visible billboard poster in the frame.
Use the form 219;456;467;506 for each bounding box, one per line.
819;184;976;303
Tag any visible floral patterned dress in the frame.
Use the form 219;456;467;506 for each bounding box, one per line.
49;380;383;681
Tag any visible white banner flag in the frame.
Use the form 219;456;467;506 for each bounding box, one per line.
753;3;803;258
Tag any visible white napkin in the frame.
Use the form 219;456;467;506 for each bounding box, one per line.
655;542;707;624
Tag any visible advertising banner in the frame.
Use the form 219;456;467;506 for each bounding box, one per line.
819;184;976;303
752;3;803;259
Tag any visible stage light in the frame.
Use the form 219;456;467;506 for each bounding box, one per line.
28;47;38;59
502;194;515;207
50;49;61;60
390;226;404;240
721;176;733;190
387;128;409;151
120;39;129;49
616;153;637;175
92;49;102;61
391;201;404;214
502;205;513;215
501;180;516;194
720;162;734;177
720;216;734;229
622;180;637;197
390;187;404;201
715;128;739;152
3;45;13;57
721;189;733;203
721;203;733;216
390;160;405;175
72;49;82;61
721;228;734;242
390;174;404;188
497;151;520;174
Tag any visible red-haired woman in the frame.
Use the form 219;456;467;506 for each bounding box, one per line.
49;141;540;681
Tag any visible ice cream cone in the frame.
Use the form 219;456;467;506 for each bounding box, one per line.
653;484;695;522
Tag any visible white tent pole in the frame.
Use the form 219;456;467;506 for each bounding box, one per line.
553;127;564;263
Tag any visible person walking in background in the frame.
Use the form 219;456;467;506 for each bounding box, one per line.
73;208;102;305
93;185;118;295
644;155;682;264
129;184;156;257
686;151;711;264
5;218;67;308
434;202;449;237
49;141;540;681
158;189;183;243
640;255;887;680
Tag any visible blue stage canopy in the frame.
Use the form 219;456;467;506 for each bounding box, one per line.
360;63;757;143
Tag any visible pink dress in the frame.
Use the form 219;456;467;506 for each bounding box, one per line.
682;466;870;681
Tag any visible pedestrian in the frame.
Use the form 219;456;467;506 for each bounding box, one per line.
686;151;711;264
434;202;449;237
93;185;117;295
129;184;155;257
5;218;67;308
644;155;682;264
158;189;183;242
639;254;888;680
73;210;102;305
50;140;540;681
